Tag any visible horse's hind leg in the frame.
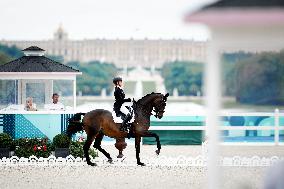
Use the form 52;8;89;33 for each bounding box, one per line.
83;135;96;166
93;131;113;163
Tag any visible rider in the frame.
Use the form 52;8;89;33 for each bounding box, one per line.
113;77;132;132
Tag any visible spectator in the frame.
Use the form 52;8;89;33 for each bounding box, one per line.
50;93;65;110
25;97;37;111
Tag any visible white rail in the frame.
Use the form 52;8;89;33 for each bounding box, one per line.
149;109;284;145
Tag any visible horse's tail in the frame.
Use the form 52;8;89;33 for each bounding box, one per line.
66;113;86;137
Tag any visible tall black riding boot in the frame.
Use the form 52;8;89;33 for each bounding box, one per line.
120;113;131;132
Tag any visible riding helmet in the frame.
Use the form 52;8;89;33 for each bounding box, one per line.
113;77;122;84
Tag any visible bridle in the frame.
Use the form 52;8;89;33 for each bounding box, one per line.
153;99;166;118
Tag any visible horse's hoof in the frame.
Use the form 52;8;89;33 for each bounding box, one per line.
137;162;146;166
87;162;97;166
155;149;160;155
107;159;113;164
117;154;124;158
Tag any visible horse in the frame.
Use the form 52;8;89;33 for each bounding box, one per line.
67;92;169;166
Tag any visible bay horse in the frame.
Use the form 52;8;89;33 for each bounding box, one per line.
67;92;169;166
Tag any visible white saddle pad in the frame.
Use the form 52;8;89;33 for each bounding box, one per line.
112;108;135;123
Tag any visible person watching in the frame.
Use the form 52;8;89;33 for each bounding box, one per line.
25;97;37;111
51;93;65;110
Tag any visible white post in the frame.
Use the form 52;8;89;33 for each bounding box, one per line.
274;108;279;146
73;78;76;110
205;41;221;189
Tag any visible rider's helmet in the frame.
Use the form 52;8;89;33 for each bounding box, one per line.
113;77;122;84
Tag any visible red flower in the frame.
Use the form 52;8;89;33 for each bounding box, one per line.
43;145;47;151
33;145;37;151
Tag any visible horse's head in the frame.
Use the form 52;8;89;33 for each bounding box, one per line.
153;93;169;119
135;92;169;119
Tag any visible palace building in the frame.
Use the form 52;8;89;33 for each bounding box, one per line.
0;26;207;68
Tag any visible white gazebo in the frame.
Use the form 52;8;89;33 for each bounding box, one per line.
0;46;82;110
185;1;284;188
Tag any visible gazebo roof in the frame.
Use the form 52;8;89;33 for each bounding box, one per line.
0;56;79;72
22;46;45;51
0;46;79;73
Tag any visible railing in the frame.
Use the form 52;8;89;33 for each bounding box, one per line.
149;109;284;145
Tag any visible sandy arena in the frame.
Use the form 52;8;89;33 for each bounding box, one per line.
1;145;283;189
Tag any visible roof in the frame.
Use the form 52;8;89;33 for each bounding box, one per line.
203;0;284;10
0;56;80;72
22;46;45;51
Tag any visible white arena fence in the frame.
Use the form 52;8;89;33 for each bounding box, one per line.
149;109;284;145
1;155;283;167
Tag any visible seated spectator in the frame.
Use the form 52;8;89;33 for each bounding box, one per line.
25;97;37;111
49;93;65;110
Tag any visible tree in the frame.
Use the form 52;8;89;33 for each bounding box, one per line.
161;61;204;96
46;54;64;63
222;51;253;96
235;51;284;105
0;52;12;65
0;44;23;59
67;60;117;96
0;44;23;65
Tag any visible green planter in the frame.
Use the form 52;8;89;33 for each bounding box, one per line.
55;148;70;158
0;148;10;158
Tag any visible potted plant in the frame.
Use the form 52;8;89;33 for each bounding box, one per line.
53;133;71;158
0;133;13;158
70;141;98;158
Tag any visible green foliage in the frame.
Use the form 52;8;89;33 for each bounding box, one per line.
14;138;52;158
0;44;23;59
0;44;23;65
235;50;284;105
67;60;117;96
222;52;254;96
53;134;71;148
0;52;12;65
0;133;13;149
161;61;203;96
46;54;64;63
69;141;98;158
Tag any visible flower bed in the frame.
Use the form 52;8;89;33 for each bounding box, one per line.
0;132;98;159
14;138;52;158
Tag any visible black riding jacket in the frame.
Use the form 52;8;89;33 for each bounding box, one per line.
113;86;131;115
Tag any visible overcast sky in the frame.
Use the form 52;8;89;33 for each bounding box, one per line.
0;0;215;41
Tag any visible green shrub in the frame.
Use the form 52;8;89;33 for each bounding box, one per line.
14;138;52;158
0;133;13;149
53;134;71;148
70;141;98;158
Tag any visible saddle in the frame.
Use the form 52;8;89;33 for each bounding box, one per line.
112;106;135;124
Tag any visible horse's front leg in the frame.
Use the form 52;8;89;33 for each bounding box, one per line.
135;136;145;166
142;131;161;155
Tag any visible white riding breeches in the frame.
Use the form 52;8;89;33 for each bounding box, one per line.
120;103;130;115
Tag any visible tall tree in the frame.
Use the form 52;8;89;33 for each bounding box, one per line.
161;61;204;96
235;51;284;105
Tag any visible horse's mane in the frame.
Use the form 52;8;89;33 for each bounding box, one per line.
136;92;162;105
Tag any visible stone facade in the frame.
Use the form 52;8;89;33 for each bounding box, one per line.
0;26;207;68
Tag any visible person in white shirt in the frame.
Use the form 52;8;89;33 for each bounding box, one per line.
51;93;64;110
